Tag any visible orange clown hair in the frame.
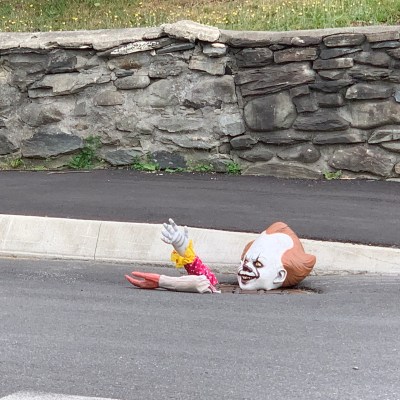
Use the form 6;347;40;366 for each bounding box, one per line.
241;222;316;287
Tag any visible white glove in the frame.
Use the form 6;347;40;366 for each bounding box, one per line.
159;275;213;293
161;218;189;256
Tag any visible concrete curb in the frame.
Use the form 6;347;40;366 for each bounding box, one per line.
0;214;399;275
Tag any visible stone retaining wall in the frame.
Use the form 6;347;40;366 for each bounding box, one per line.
1;20;400;179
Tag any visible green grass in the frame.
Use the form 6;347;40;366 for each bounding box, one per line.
131;158;216;174
0;0;399;32
68;135;101;170
187;162;214;173
324;170;343;180
130;159;241;174
131;159;160;172
226;161;241;175
7;157;25;169
31;165;48;171
164;167;186;173
131;158;219;173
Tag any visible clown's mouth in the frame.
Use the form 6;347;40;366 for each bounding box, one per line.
238;273;257;284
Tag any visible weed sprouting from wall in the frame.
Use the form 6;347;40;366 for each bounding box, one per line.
68;136;102;170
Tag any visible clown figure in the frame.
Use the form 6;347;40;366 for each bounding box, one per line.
238;222;316;290
125;219;316;293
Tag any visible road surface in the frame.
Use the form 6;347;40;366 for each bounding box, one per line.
1;257;399;400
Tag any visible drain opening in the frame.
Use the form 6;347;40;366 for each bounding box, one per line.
219;284;320;294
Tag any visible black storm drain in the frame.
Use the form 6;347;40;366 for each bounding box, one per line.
219;284;320;295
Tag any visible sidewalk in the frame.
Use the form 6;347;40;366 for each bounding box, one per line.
0;170;399;275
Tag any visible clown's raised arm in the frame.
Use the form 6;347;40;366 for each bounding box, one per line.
161;218;219;287
125;218;219;293
160;218;189;257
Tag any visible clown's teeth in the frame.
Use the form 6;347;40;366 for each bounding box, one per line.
240;275;254;281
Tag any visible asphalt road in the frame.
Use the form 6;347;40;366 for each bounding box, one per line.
1;258;400;400
0;170;399;247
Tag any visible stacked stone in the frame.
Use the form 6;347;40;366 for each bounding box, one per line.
228;29;400;179
0;22;241;171
0;21;399;179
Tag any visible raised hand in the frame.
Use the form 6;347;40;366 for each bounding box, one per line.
161;218;189;256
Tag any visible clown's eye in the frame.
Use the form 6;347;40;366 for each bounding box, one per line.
254;260;263;268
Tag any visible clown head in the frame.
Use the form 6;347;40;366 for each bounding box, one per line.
237;222;316;291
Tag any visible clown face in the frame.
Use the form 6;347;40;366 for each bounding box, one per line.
237;232;294;291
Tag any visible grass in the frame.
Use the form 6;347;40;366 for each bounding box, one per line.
131;157;160;172
8;157;25;169
68;135;102;170
187;162;214;173
131;158;217;173
131;157;243;174
324;170;343;180
0;0;399;33
226;161;241;175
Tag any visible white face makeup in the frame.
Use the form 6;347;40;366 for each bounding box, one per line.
237;232;294;291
